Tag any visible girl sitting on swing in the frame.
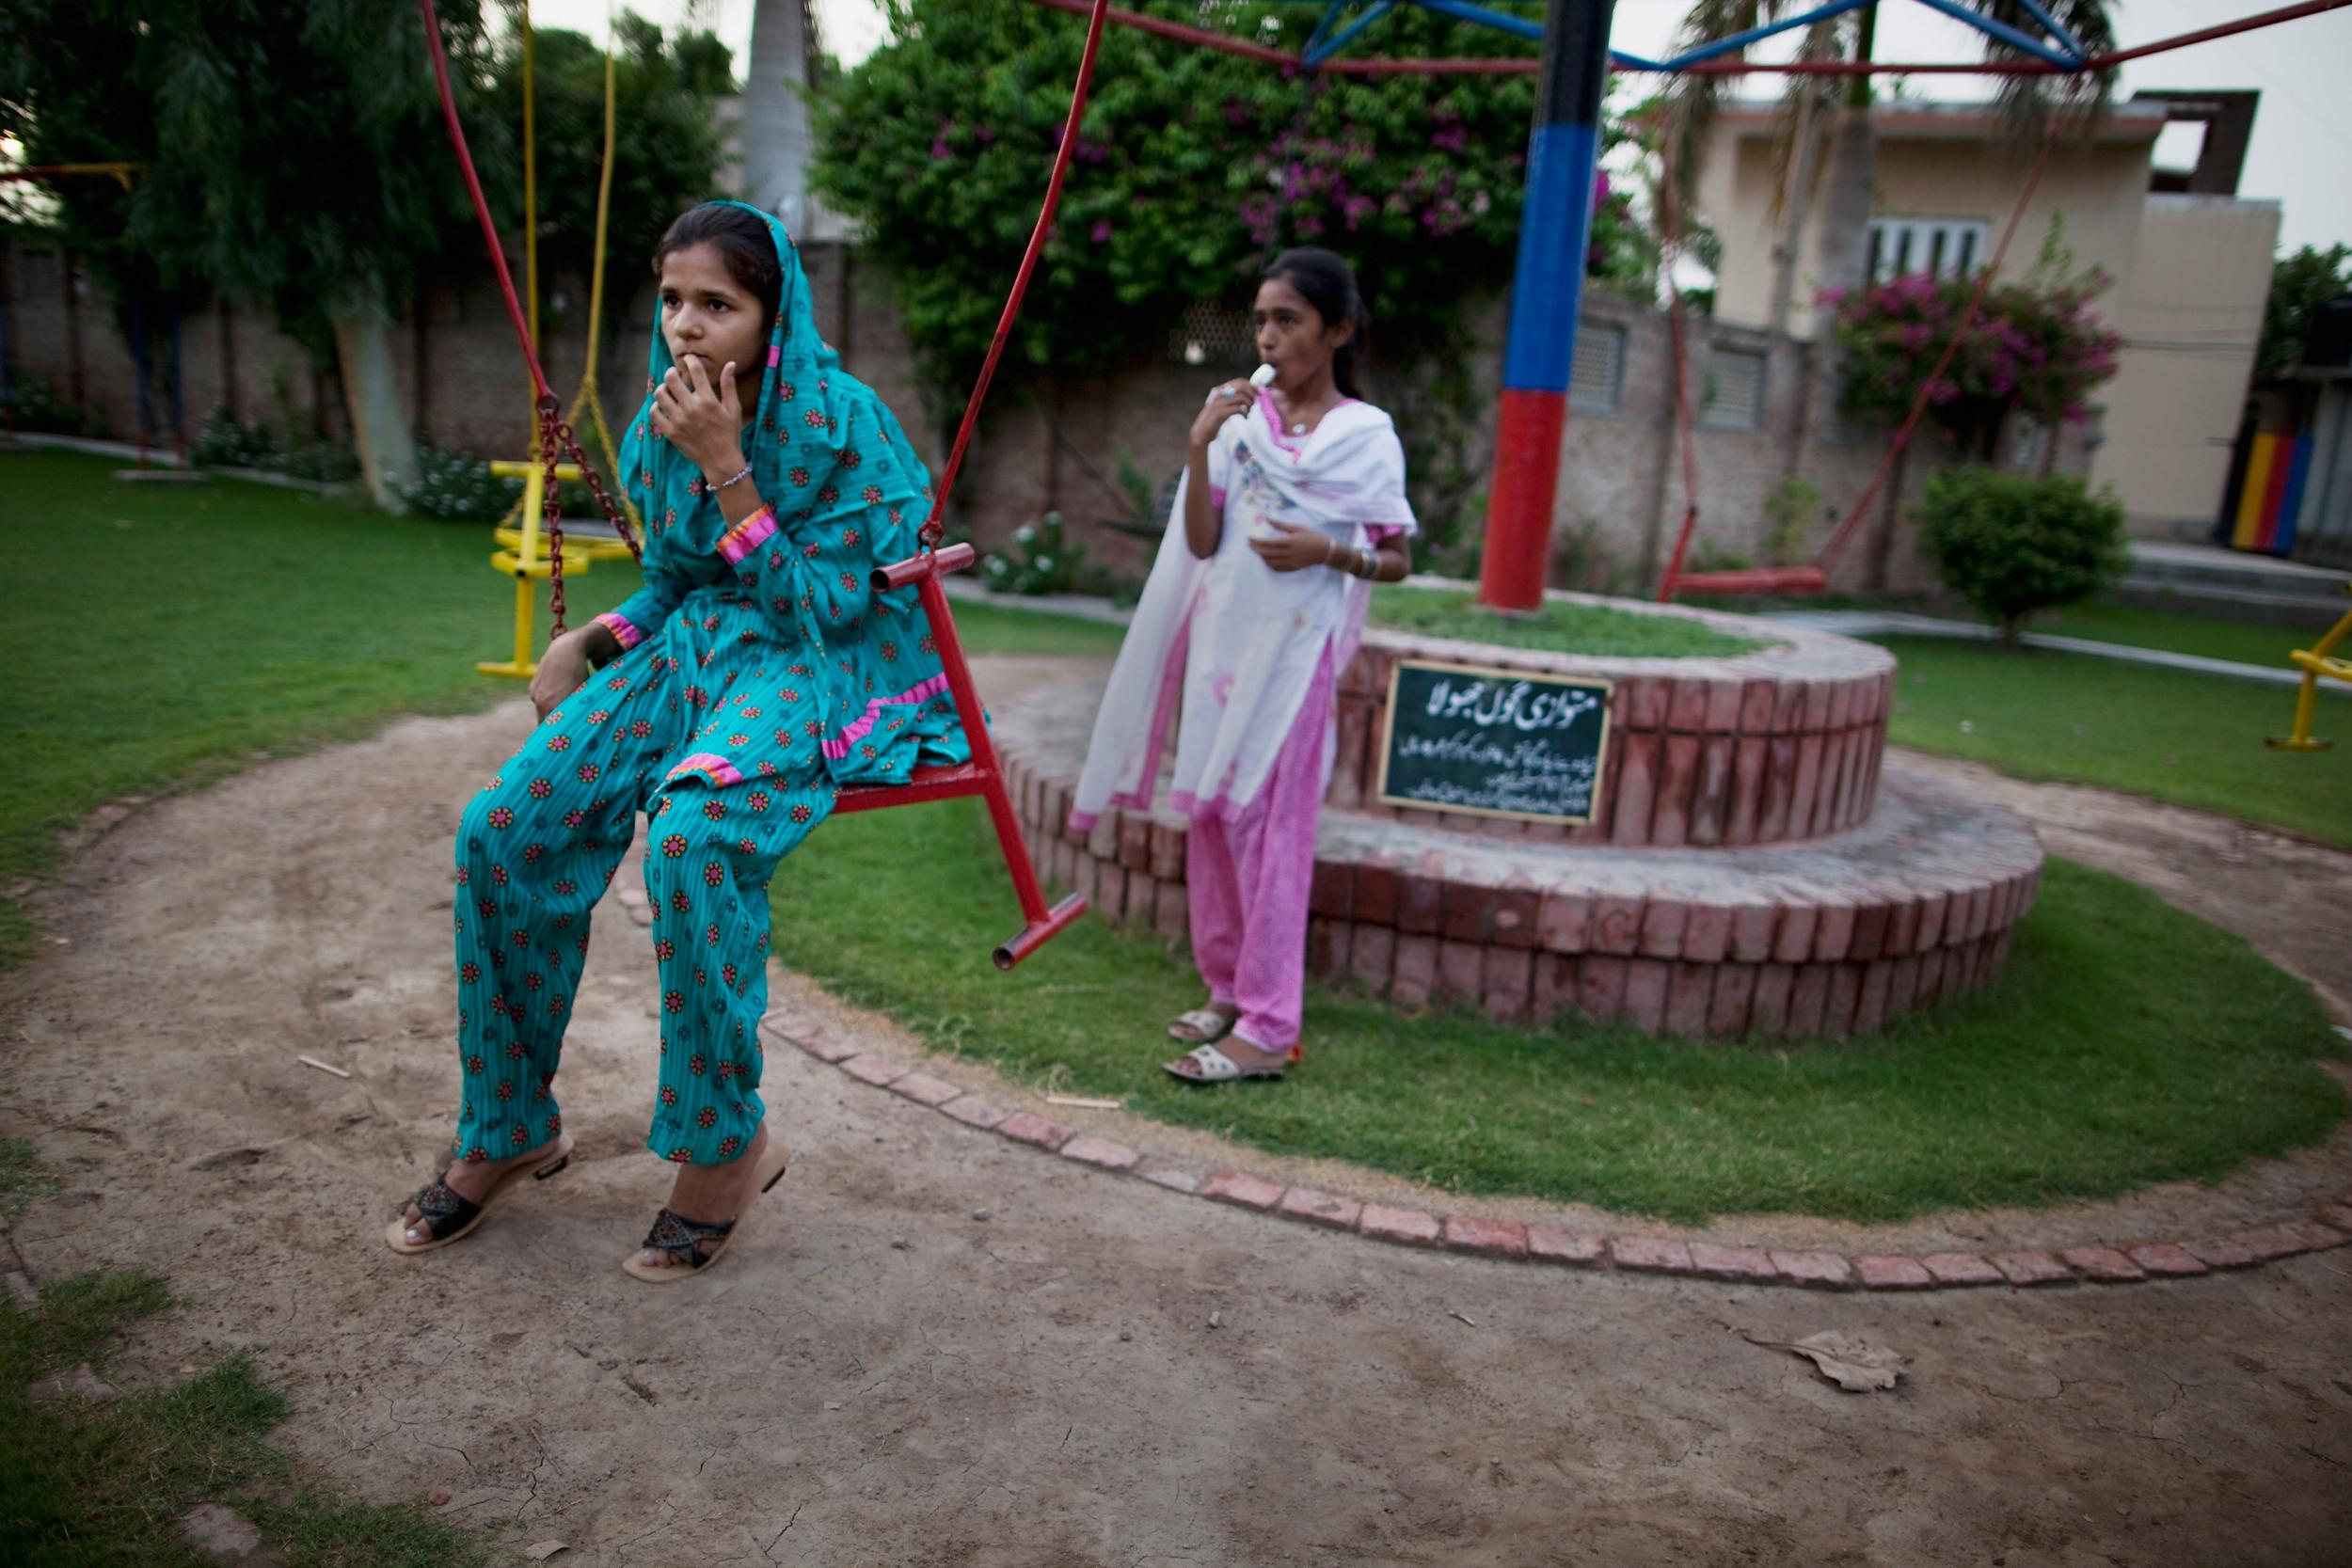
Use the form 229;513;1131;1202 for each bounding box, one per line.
1073;248;1417;1084
389;200;966;1279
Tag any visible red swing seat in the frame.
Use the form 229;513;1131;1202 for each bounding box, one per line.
1661;563;1828;596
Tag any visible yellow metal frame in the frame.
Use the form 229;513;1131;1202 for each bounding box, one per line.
476;460;596;678
477;2;642;680
2265;583;2352;752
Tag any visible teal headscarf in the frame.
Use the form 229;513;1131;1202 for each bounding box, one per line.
608;200;964;787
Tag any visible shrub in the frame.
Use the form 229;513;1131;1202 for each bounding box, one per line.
1917;467;2126;645
189;406;359;484
190;407;273;468
1762;474;1823;565
0;374;89;436
981;512;1088;597
401;444;524;522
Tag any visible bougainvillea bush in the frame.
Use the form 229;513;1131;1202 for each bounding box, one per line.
1826;263;2123;459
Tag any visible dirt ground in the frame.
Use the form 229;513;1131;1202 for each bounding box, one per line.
3;657;2349;1567
1892;750;2352;1022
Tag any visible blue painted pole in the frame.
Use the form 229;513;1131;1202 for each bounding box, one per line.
1476;0;1614;611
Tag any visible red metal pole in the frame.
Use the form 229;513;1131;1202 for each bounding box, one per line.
1476;0;1616;611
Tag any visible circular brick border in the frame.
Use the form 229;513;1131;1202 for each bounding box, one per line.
997;679;2042;1038
1344;595;1897;848
778;1015;2352;1291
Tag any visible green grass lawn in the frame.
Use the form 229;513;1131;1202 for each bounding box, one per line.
8;445;2346;1226
771;801;2346;1226
2029;600;2345;669
0;1228;487;1566
0;450;1123;965
1370;585;1772;657
1875;634;2352;847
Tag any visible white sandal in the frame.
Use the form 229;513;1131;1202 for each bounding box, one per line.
1167;1007;1237;1044
1163;1043;1285;1084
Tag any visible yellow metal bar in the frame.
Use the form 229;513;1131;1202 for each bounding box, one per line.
2304;590;2352;664
490;460;586;481
482;462;548;679
522;3;539;360
520;0;541;456
2264;584;2349;751
585;15;617;374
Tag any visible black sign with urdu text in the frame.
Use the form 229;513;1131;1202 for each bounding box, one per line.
1375;658;1613;824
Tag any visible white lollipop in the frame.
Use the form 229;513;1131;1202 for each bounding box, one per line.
1250;363;1278;389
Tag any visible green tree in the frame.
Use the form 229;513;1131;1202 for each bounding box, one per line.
813;0;1648;546
2255;243;2352;383
0;4;730;510
0;0;504;507
484;19;733;346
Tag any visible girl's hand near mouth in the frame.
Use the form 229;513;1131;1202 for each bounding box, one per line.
652;354;746;483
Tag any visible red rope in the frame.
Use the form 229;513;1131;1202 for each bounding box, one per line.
417;0;549;406
919;0;1113;549
1652;136;1707;602
1812;119;2061;573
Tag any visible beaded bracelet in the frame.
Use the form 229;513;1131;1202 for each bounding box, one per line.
714;463;755;492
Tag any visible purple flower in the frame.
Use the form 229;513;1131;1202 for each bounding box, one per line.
1090;219;1113;245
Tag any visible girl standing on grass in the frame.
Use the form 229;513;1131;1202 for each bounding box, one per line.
388;200;967;1278
1073;248;1417;1084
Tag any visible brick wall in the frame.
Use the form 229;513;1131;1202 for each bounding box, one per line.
5;236;2079;595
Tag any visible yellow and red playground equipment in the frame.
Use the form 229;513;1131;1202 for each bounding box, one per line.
417;0;1098;967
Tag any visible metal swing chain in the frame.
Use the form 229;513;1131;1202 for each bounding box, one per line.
537;395;570;631
536;395;644;641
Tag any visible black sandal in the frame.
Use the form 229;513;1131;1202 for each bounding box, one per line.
620;1138;792;1283
385;1135;574;1255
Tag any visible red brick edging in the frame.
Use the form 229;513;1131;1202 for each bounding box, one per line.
785;1022;2352;1292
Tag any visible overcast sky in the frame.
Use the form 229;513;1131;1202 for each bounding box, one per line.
537;0;2352;254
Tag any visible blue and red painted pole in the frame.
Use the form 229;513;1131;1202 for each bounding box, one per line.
1477;0;1616;612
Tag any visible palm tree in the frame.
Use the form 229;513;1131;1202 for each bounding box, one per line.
741;0;820;231
1661;0;2118;338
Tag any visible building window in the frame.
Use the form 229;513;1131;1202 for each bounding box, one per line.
1570;321;1627;415
1699;344;1768;431
1867;216;1990;283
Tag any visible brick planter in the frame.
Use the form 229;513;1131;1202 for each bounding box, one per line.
1336;597;1898;848
994;606;2042;1039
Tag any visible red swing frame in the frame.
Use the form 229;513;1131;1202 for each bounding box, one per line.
414;0;1109;969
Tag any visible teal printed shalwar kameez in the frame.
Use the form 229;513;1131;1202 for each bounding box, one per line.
448;202;966;1168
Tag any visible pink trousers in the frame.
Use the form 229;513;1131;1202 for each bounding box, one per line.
1184;649;1333;1055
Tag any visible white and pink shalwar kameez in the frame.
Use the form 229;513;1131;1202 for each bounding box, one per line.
1073;397;1416;1055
